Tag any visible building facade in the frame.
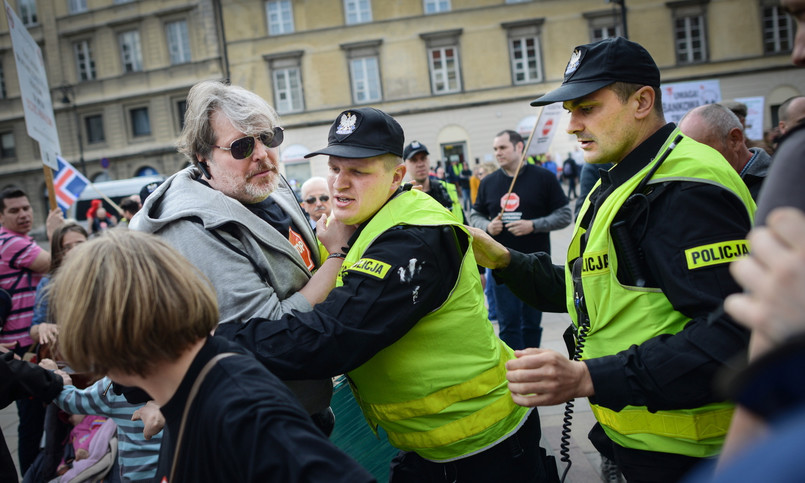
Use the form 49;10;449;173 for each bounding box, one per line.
0;0;225;221
1;0;803;223
223;0;804;184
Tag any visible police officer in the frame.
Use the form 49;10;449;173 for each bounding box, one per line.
228;107;558;482
469;37;755;482
404;141;465;222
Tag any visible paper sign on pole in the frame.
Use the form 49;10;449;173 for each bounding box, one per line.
525;103;565;156
4;1;61;169
735;96;765;141
660;79;722;124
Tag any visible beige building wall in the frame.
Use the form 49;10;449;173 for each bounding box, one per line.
234;0;804;183
0;0;224;225
1;0;803;224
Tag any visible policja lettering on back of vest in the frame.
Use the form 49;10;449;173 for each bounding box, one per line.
583;252;609;274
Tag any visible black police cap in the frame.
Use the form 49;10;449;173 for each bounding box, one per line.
305;107;404;159
403;141;429;160
531;37;660;107
139;180;163;203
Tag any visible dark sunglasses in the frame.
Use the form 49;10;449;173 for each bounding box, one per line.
305;195;330;204
212;126;284;159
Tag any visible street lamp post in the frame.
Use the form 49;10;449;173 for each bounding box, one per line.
59;83;87;176
606;0;629;39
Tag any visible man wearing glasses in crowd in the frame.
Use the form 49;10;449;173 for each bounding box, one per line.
131;80;353;435
300;176;333;230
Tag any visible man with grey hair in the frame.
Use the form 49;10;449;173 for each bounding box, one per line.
717;100;748;129
718;99;774;154
778;95;805;135
680;103;771;200
299;176;332;229
130;80;352;434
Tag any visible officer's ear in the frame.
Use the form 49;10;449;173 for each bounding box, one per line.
391;162;406;191
632;86;656;120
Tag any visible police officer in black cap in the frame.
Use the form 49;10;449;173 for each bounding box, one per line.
469;37;756;482
403;141;465;222
228;106;558;482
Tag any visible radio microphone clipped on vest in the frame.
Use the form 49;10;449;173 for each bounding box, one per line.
556;135;684;482
556;258;592;483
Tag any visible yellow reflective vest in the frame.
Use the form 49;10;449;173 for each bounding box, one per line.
337;188;529;461
438;178;465;223
567;131;756;458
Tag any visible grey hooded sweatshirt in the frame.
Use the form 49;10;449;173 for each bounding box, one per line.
130;166;331;414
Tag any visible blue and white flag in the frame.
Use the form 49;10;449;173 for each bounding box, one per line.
53;156;89;213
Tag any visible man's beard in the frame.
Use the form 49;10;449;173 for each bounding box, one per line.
232;162;278;202
242;172;278;201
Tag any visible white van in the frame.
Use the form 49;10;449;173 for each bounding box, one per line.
67;175;165;227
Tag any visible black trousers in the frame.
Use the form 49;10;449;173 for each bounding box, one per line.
389;409;559;483
14;345;46;476
0;429;18;483
589;423;705;483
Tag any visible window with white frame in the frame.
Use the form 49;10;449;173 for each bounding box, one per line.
84;114;105;144
669;1;709;64
19;0;38;26
266;0;294;35
592;25;620;42
0;132;15;159
674;16;706;63
119;30;143;72
342;40;382;104
68;0;88;14
584;10;622;42
165;20;191;65
421;29;463;95
424;0;450;14
273;69;303;114
344;0;372;25
350;58;381;103
265;52;305;114
762;4;794;53
73;40;96;81
429;48;461;94
503;19;544;85
129;107;151;137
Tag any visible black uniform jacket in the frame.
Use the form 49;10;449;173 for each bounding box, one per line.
495;124;752;413
0;351;64;481
218;195;463;380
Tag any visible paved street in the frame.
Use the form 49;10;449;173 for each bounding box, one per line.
2;205;607;482
0;401;21;480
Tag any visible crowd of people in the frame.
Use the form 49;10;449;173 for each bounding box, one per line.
0;3;803;481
